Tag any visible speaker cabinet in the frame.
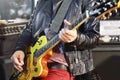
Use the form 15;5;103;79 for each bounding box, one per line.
0;55;13;80
92;48;120;80
0;34;19;56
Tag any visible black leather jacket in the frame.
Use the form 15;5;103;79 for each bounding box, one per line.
15;0;100;76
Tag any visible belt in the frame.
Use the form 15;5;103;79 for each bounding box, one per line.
48;63;68;70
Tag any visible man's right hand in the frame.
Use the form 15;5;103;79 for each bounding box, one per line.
11;50;25;72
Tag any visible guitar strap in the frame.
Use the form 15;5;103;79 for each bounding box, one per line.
47;0;72;39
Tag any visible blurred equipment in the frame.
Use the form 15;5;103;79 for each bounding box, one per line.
0;21;28;56
92;20;120;80
0;20;8;25
0;0;33;79
92;43;120;80
0;0;33;20
0;19;28;37
0;21;27;80
0;55;13;80
99;20;120;44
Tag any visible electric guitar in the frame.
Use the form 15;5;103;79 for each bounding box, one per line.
10;1;120;80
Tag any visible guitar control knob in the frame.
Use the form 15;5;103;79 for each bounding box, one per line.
34;68;38;72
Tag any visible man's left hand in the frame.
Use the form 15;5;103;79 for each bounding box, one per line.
59;20;77;43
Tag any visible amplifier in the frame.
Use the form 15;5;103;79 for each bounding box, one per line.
0;55;13;80
100;20;120;36
0;21;27;36
99;35;120;44
99;20;120;44
0;22;27;56
0;34;20;56
92;44;120;80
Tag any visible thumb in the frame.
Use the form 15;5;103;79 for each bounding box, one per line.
64;19;71;29
19;55;24;65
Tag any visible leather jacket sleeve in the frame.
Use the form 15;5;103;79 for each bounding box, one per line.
75;17;100;50
75;0;100;50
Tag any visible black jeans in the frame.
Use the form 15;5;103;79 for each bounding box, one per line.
74;70;102;80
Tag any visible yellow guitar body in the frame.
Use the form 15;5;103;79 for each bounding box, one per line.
15;36;52;80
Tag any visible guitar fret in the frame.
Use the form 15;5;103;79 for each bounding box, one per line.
70;12;86;30
35;35;60;58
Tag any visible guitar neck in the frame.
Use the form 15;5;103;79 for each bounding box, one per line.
34;34;60;58
34;16;90;58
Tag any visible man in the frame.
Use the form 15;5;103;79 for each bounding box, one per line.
11;0;100;80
